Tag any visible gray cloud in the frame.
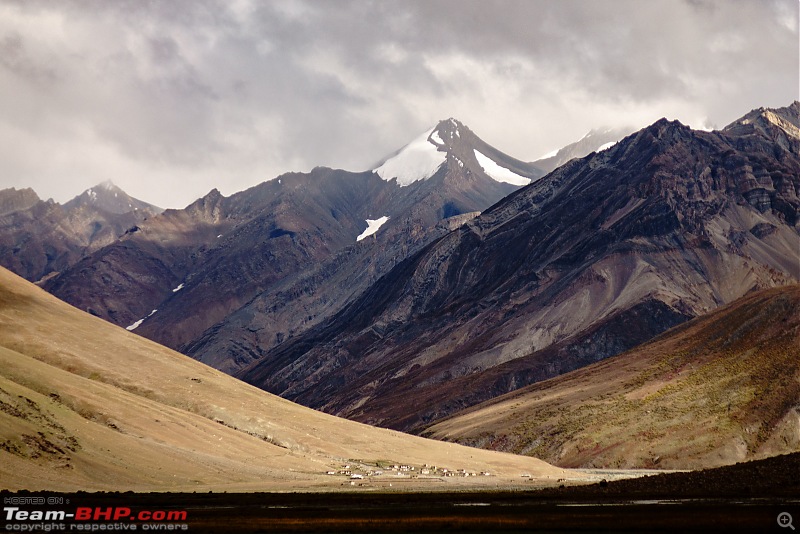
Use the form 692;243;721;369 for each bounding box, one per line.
0;0;796;208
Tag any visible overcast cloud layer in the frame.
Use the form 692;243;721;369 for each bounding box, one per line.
0;0;797;208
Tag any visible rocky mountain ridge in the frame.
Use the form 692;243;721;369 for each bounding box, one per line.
0;181;161;284
41;119;542;365
238;103;800;432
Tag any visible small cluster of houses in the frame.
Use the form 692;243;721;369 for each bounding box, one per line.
325;462;493;479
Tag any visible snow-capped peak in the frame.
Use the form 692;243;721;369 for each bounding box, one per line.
374;117;539;188
374;127;446;186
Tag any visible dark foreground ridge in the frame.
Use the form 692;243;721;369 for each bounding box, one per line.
539;451;800;500
3;453;798;533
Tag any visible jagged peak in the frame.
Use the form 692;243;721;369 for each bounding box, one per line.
636;118;694;141
0;186;39;196
722;101;800;144
431;117;469;144
373;117;539;187
63;180;162;215
194;188;223;204
78;180;125;201
179;188;225;219
724;102;799;127
592;118;688;157
0;186;41;216
650;117;686;129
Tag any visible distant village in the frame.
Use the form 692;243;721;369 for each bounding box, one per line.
325;461;495;484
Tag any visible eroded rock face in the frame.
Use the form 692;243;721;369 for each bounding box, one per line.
239;104;800;432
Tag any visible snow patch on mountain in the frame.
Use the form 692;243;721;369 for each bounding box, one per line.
357;216;390;241
596;141;616;152
537;148;560;160
473;150;531;186
126;309;158;331
126;318;145;331
375;128;446;186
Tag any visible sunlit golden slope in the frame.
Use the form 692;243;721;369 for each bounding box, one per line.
0;267;571;491
425;285;800;470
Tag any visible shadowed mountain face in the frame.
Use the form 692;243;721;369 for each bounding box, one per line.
42;120;542;363
238;103;800;432
0;182;161;284
423;285;800;470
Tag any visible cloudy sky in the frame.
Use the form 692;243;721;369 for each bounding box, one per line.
1;0;797;208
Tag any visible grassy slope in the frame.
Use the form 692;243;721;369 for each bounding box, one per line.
0;267;571;491
425;285;800;469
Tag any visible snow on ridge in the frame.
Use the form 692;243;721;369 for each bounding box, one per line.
357;216;390;241
431;130;444;145
374;128;446;186
596;141;616;152
172;283;184;292
473;150;531;186
125;309;158;331
126;319;145;331
537;148;560;160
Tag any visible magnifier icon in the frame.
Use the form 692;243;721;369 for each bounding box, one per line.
779;512;795;530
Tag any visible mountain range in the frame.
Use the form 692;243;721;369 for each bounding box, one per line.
2;103;798;469
40;118;542;370
0;181;161;284
237;102;800;433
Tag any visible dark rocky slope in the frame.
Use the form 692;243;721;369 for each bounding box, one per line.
425;284;800;469
239;103;800;432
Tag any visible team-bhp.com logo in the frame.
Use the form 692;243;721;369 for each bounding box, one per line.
4;504;188;531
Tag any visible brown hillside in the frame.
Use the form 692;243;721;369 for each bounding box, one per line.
0;266;572;492
424;285;800;470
